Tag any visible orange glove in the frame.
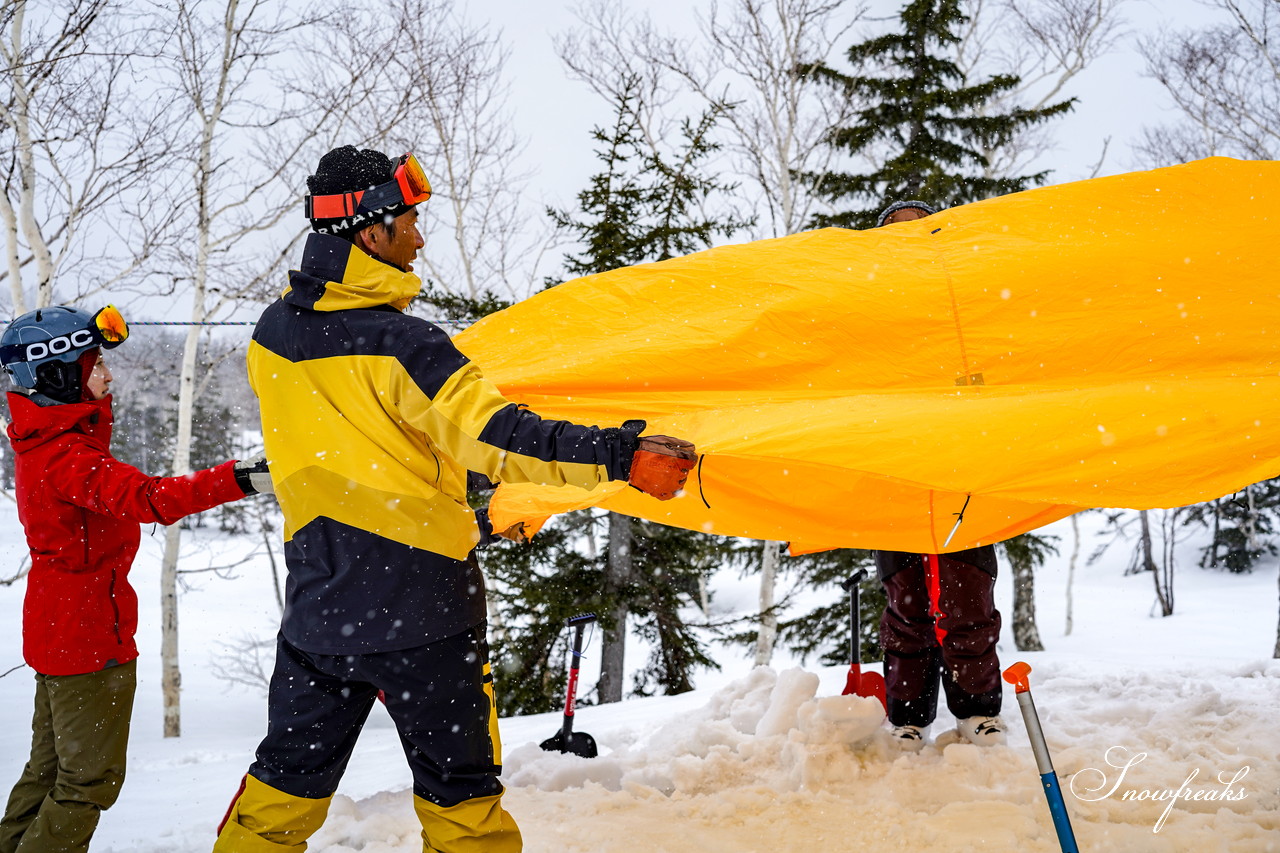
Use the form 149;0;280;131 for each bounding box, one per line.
628;435;697;500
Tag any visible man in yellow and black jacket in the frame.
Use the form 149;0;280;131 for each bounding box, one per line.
214;146;696;853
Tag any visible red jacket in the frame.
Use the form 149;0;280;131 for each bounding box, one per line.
6;392;247;676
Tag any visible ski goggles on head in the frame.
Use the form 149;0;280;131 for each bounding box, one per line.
305;152;433;220
91;304;129;347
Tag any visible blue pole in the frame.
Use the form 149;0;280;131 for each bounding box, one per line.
1006;663;1080;853
1039;769;1078;852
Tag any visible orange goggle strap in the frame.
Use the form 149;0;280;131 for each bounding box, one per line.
304;153;431;221
91;305;129;347
305;189;365;220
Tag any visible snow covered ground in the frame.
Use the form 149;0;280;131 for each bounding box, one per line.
0;504;1277;852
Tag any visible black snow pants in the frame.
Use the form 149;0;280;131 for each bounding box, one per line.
875;547;1003;728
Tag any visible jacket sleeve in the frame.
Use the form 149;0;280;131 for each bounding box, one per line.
49;441;246;525
388;326;640;490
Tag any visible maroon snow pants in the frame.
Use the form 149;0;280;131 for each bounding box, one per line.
875;547;1003;728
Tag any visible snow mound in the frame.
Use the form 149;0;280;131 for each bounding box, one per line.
504;666;884;796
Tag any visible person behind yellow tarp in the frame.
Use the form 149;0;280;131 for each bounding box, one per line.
872;200;1006;752
213;146;695;853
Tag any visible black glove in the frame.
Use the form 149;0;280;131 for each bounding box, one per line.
233;453;274;496
475;507;530;547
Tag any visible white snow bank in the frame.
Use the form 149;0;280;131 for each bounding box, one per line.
299;656;1279;853
502;666;883;796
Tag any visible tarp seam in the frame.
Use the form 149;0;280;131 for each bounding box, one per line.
934;227;971;382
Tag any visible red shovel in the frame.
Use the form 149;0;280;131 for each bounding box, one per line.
841;569;887;712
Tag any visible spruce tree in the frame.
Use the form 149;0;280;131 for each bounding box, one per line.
1000;532;1060;651
486;75;751;706
1186;483;1280;574
549;77;751;273
765;547;883;667
482;514;607;715
802;0;1074;229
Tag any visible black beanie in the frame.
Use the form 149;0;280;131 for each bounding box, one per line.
306;146;413;240
876;200;938;228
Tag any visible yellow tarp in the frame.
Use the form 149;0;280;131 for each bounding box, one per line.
456;158;1280;553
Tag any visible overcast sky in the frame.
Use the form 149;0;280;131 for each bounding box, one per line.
470;0;1227;217
74;0;1235;327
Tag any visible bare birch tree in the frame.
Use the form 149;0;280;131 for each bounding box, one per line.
556;1;685;157
1139;510;1166;615
596;512;633;703
1136;0;1279;164
0;0;174;315
390;3;545;301
753;540;781;665
0;0;177;451
293;0;546;301
1001;533;1058;651
147;0;368;738
955;0;1132;179
138;0;539;734
288;0;548;650
1065;512;1079;635
645;0;866;239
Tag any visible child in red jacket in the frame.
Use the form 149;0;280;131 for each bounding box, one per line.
0;305;272;853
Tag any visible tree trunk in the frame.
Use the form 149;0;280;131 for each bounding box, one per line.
160;523;183;738
1008;545;1044;651
753;540;781;666
2;4;47;311
598;513;632;703
159;323;202;738
0;432;13;491
156;0;237;735
1274;563;1280;658
1065;513;1079;636
7;5;54;309
1245;484;1259;551
262;520;284;617
1141;510;1173;616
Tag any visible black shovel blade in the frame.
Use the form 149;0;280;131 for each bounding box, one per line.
539;729;598;758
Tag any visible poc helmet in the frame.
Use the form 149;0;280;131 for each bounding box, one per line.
1;305;129;402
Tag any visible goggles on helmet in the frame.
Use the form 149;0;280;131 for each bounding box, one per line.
91;304;129;345
304;153;432;220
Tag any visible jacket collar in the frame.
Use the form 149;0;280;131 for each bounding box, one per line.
282;233;419;313
5;392;113;453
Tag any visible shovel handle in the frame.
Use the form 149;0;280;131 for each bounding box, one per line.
567;613;596;664
561;612;597;730
842;570;868;665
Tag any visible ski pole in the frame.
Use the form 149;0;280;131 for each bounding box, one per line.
1002;662;1079;853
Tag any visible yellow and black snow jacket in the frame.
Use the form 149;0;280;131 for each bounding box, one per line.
249;234;639;653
